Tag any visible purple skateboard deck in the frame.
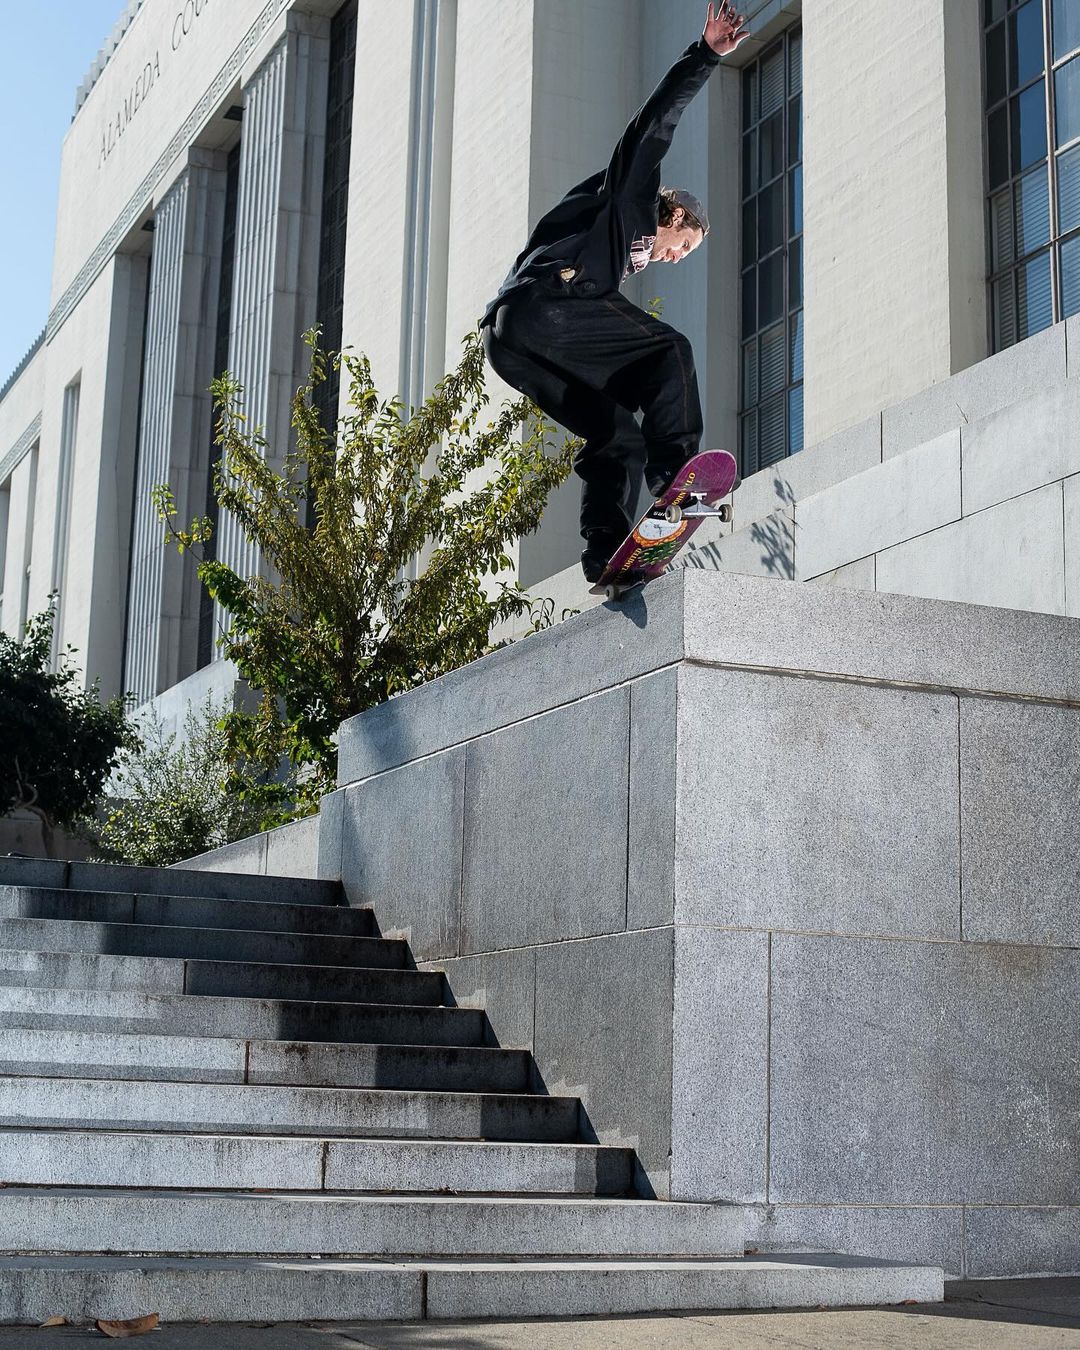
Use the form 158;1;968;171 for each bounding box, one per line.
589;449;739;598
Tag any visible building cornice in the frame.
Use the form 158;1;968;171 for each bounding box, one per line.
48;0;290;348
0;413;43;486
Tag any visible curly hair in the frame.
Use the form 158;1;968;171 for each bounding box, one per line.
658;187;706;235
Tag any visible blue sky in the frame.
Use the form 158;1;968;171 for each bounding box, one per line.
0;0;124;382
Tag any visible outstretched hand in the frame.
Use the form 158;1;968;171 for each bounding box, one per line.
703;1;749;57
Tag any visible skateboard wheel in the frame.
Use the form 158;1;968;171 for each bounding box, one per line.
604;584;619;602
719;503;733;523
664;504;683;524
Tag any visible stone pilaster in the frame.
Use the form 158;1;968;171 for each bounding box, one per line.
214;13;329;604
123;151;226;705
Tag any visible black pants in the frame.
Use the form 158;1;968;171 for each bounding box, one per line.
483;287;704;542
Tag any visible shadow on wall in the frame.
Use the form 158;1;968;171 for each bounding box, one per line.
678;474;797;579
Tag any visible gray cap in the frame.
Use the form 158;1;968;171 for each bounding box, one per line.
664;187;710;235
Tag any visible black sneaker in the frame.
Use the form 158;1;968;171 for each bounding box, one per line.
581;533;620;583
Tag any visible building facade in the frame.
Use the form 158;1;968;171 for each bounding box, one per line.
1;0;1078;714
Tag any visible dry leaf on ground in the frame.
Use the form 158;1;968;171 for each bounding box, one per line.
38;1316;68;1327
95;1313;161;1337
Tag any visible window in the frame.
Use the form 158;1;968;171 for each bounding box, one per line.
197;139;242;670
51;382;80;666
739;27;803;477
313;0;358;437
0;478;9;629
984;0;1080;350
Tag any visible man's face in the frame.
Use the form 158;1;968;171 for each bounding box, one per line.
651;211;705;265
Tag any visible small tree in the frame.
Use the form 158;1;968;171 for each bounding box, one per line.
0;600;137;850
91;695;267;868
155;329;574;808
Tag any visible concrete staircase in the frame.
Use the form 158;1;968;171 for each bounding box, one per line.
0;855;941;1323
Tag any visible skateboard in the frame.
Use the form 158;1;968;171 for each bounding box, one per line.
589;449;739;600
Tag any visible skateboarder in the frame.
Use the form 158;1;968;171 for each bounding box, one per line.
481;2;749;582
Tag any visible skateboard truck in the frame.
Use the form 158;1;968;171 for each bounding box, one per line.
664;494;734;525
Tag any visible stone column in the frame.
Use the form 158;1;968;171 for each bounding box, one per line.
215;13;329;602
123;151;226;705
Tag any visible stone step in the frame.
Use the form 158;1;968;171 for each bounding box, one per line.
0;986;486;1046
0;949;440;1004
0;1189;744;1259
0;1077;578;1141
0;1028;531;1093
0;948;440;1005
0;885;374;937
0;1252;945;1324
0;857;341;907
0;916;404;970
0;1130;633;1194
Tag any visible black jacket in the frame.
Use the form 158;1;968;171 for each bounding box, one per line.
481;38;721;327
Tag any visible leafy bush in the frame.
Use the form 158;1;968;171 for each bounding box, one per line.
0;601;136;846
91;695;267;867
155;328;574;809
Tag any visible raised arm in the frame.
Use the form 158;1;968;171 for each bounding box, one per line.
603;2;748;200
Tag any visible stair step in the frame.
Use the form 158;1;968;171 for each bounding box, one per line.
0;949;184;995
0;1189;744;1258
0;1029;531;1092
0;917;401;970
0;1130;633;1194
0;1252;945;1324
0;950;437;1003
0;857;341;906
0;885;374;937
0;986;485;1046
0;1077;578;1140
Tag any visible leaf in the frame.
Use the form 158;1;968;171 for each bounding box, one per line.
38;1315;67;1326
95;1313;161;1337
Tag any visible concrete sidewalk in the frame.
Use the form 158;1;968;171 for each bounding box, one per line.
8;1279;1080;1347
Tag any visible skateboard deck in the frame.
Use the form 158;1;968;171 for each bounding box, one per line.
589;449;739;599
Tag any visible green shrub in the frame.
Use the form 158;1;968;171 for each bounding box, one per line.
155;328;575;812
92;695;267;867
0;600;136;847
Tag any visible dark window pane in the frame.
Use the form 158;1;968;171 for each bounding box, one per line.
742;341;758;408
789;30;802;96
1018;250;1053;336
760;395;786;466
1056;55;1080;146
759;180;784;256
986;22;1007;105
1010;1;1045;90
760;252;784;326
760;322;785;397
741;410;758;476
1059;141;1080;232
742;66;759;128
1062;234;1080;316
788;385;804;455
743;130;758;197
985;0;1006;22
1012;81;1047;172
992;272;1018;349
1016;165;1050;253
990;186;1016;270
742;198;757;268
761;47;784;116
988;104;1010;189
788;94;802;162
789;236;803;306
789;165;803;237
742;268;758;338
790;310;804;382
761;110;784;182
1053;0;1080;62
